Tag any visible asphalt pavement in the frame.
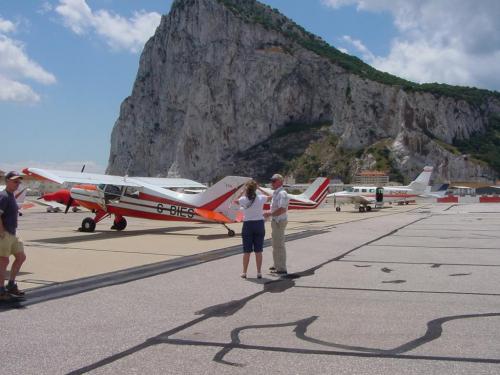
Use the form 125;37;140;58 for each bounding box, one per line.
1;203;499;374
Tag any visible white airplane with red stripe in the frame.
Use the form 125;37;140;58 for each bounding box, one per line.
23;167;250;236
328;166;434;212
260;177;330;210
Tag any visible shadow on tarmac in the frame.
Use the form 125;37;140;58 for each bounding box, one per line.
29;226;211;244
63;215;500;372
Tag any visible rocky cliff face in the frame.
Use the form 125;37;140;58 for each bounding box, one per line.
107;0;500;182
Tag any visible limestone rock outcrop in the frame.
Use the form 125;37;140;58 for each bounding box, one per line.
107;0;500;182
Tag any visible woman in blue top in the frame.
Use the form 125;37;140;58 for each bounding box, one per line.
237;180;268;279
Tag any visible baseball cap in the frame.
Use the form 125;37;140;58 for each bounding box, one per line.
5;171;23;181
270;173;283;181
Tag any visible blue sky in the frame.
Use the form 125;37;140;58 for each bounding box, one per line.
1;0;500;174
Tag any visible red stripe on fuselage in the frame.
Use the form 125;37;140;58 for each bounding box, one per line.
106;206;200;222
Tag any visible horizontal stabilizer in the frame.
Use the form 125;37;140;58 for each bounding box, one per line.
194;208;242;223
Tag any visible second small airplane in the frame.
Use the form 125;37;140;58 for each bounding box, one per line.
328;166;437;212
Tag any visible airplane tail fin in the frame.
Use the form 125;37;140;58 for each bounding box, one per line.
408;166;433;193
192;176;251;222
289;177;330;209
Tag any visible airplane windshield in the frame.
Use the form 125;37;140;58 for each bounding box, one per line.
345;187;354;192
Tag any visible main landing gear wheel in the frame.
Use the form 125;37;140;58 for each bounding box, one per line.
366;206;372;212
359;206;366;213
335;206;341;212
80;217;96;232
111;217;127;231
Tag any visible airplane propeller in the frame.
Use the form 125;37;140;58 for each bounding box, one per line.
64;197;74;214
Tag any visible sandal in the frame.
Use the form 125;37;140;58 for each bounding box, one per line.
240;273;247;279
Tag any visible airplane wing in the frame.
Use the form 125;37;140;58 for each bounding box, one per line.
134;177;206;189
23;168;205;189
351;195;376;205
24;168;141;186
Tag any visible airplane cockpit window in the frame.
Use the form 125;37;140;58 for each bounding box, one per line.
346;187;354;192
124;186;140;198
104;184;122;203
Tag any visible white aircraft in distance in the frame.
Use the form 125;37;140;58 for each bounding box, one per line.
23;167;246;236
0;183;34;215
328;166;436;212
260;177;330;210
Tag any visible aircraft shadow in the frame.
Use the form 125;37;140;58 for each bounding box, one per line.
197;233;240;240
29;226;210;245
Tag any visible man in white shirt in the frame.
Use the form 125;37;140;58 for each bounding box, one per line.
264;174;289;275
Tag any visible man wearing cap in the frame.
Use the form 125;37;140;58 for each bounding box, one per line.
0;171;27;300
264;174;289;275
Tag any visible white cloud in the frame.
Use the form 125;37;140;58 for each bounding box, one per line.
323;0;500;91
341;35;374;62
0;17;56;103
0;75;40;102
37;2;54;15
55;0;162;53
0;36;56;84
0;18;16;33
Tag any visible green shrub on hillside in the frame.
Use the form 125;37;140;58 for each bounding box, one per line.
453;116;500;174
216;0;500;106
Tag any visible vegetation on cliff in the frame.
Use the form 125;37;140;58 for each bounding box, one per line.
216;0;500;107
453;115;500;174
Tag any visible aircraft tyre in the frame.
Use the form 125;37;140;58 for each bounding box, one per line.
366;206;372;212
359;207;365;213
81;217;96;232
336;206;341;212
111;217;127;231
228;229;235;237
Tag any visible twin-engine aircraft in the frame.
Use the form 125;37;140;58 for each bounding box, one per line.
328;166;435;212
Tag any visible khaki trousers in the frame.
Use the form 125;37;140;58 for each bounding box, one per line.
271;220;287;272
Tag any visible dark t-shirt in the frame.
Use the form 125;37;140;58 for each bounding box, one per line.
0;190;18;235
